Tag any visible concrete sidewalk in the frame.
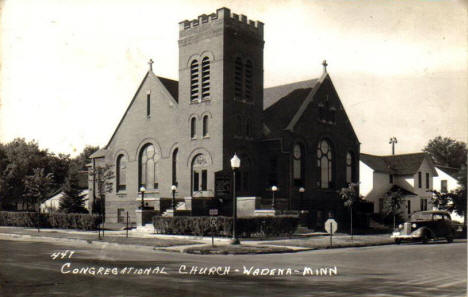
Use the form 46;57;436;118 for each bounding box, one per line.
0;226;396;254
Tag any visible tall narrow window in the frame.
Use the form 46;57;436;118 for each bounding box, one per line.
190;60;199;102
346;152;353;184
425;173;429;189
418;172;422;188
192;154;208;194
202;115;208;137
389;174;394;184
234;57;243;98
201;57;210;100
116;155;127;191
139;144;160;190
407;200;411;214
146;93;151;116
441;180;448;193
190;117;196;138
172;148;178;186
244;60;252;102
293;144;303;183
317;139;333;189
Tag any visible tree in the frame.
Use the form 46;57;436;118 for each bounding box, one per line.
23;168;54;211
423;136;467;169
59;168;88;213
71;145;100;171
383;188;405;229
339;183;359;239
88;164;114;216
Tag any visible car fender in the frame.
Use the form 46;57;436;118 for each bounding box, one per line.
412;227;434;238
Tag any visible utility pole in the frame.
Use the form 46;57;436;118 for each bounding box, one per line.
389;137;398;155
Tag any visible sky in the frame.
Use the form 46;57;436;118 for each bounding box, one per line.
1;0;467;157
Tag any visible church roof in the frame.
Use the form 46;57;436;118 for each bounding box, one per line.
361;152;438;176
158;76;179;102
264;79;318;109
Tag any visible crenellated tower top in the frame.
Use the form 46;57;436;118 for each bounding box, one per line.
178;7;264;38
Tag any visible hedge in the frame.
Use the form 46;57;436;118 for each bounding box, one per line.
0;211;102;230
153;216;299;238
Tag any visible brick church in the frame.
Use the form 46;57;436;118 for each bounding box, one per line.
89;7;360;228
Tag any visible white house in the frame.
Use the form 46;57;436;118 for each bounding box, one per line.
40;190;89;213
433;166;464;223
360;153;437;220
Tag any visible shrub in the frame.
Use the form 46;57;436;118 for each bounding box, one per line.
153;216;299;238
0;211;101;230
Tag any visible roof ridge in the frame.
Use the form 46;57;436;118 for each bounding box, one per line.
264;78;318;90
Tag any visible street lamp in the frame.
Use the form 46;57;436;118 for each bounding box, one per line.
299;187;305;211
139;186;146;209
230;154;241;245
171;185;177;216
271;185;278;210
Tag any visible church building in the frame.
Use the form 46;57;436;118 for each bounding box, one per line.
89;7;360;228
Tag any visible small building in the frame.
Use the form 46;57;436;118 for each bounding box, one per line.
40;190;89;213
360;153;437;220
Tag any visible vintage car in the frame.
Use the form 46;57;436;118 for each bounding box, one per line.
391;210;454;244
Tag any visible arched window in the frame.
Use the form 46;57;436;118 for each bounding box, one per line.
244;60;253;102
190;117;196;138
116;154;127;191
190;60;199;102
201;57;210;100
192;154;208;193
293;144;304;186
202;115;209;137
172;148;178;186
317;139;333;189
234;57;243;98
346;152;354;184
139;144;160;190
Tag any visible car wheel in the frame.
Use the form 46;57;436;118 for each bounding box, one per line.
394;239;401;245
422;234;429;244
446;236;453;243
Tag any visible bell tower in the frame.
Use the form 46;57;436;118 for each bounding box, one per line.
178;7;264;178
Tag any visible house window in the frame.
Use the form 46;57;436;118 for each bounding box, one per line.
420;198;428;211
202;115;209;137
244;60;253;102
146;93;151;116
346;152;354;184
317;139;333;189
190;60;199;102
190;117;196;138
418;172;422;188
117;208;125;223
293;144;303;184
172;148;178;186
139;144;160;190
441;180;448;193
116;154;127;191
192;154;208;193
234;57;243;98
407;200;411;214
201;57;210;100
425;173;430;189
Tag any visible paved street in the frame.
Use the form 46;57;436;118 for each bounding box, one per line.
0;238;466;297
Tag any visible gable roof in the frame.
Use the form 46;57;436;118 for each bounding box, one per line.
104;71;179;148
387;185;417;196
361;152;438;176
89;148;107;159
264;79;318;109
436;165;459;179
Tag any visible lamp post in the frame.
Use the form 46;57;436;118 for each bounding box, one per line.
230;154;241;245
139;186;146;209
271;185;278;210
171;185;177;216
299;187;305;211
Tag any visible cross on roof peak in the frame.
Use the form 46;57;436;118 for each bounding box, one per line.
148;59;154;71
322;60;328;73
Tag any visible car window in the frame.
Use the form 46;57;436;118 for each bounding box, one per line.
433;214;443;221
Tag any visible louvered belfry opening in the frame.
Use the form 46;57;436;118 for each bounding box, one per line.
201;57;210;99
244;60;252;102
190;60;199;101
234;57;243;98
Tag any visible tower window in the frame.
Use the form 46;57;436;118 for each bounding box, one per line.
234;57;243;99
190;117;196;138
201;57;210;100
192;154;209;193
244;60;253;102
146;93;151;116
190;60;199;102
202;115;209;137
